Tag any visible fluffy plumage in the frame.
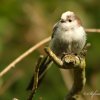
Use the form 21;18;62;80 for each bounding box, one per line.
49;11;86;57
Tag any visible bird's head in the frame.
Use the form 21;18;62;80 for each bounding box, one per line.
60;11;82;30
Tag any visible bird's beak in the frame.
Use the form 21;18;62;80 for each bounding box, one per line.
60;19;66;23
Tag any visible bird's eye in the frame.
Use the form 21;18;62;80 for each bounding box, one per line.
68;19;72;22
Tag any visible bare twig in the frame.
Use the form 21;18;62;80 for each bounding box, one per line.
27;55;43;100
27;55;52;100
0;37;51;77
27;56;52;90
44;47;63;66
85;29;100;33
45;47;86;100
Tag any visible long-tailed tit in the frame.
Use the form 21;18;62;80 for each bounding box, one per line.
49;11;86;58
27;11;86;90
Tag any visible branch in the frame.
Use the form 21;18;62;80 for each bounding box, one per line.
27;55;43;100
27;56;52;90
44;47;63;67
27;55;52;100
85;28;100;33
45;47;86;100
45;47;81;69
0;37;51;77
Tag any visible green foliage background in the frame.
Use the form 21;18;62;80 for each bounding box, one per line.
0;0;100;100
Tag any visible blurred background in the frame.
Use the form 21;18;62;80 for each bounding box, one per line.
0;0;100;100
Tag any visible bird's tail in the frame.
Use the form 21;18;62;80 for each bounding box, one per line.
27;56;52;90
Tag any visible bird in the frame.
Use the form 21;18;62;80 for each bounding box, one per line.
49;11;86;58
27;11;86;90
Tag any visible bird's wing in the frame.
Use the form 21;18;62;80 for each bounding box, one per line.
52;22;58;38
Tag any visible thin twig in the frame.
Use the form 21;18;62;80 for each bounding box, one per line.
45;47;86;100
44;47;63;66
0;37;51;77
27;56;52;90
27;55;52;100
27;55;43;100
85;29;100;33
